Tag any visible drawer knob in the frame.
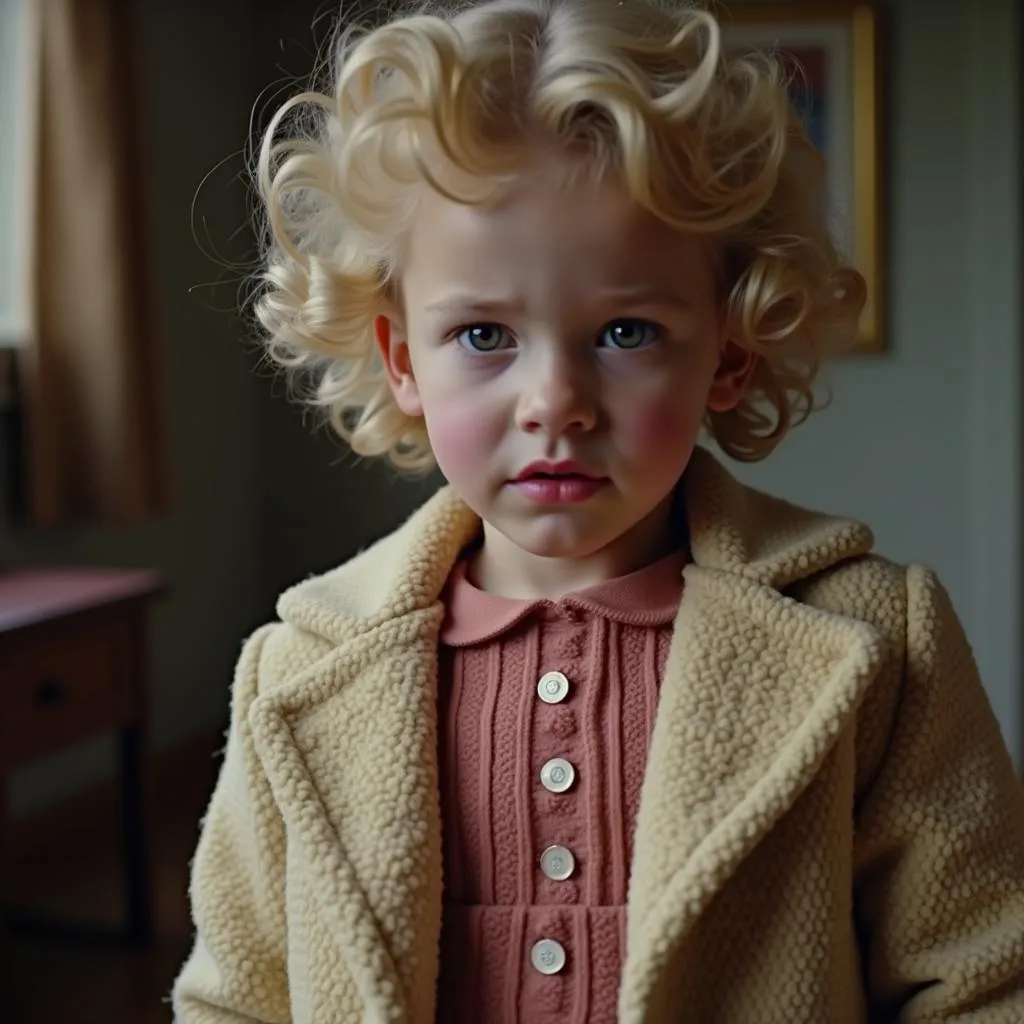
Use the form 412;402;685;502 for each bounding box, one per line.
36;677;67;707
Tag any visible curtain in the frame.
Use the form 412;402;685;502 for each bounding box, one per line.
16;0;168;527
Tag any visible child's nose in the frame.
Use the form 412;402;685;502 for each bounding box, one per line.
514;357;598;437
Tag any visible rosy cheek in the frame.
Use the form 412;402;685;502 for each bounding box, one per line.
424;403;496;483
622;401;693;458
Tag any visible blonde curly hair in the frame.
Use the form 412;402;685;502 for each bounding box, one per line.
254;0;865;471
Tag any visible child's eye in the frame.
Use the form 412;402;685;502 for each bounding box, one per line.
454;323;511;352
598;319;661;350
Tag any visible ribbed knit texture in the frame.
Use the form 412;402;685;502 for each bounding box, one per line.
435;551;685;1023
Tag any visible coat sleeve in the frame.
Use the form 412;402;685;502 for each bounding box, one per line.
854;565;1024;1021
172;624;292;1024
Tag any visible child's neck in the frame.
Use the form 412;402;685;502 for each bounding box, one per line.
467;498;681;601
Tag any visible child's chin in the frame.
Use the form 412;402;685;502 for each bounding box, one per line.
503;520;613;561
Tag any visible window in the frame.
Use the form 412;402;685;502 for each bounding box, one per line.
0;0;29;347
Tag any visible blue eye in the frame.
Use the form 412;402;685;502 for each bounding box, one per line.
599;320;659;350
455;324;510;352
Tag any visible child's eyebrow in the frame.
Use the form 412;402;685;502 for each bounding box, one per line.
423;289;695;317
424;295;523;317
596;286;695;314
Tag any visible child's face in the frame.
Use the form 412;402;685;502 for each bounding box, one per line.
376;162;753;573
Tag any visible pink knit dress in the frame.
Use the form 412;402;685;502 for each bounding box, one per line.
434;549;685;1023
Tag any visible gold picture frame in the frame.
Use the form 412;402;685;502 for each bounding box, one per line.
723;2;885;352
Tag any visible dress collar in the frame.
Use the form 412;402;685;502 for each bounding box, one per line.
439;547;687;647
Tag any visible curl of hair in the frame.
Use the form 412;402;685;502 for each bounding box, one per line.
252;0;866;472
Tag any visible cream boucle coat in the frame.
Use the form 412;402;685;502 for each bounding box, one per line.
173;449;1024;1023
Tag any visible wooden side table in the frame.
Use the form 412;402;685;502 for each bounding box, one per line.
0;568;164;946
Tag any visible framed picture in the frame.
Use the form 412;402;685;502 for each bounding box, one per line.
723;2;885;352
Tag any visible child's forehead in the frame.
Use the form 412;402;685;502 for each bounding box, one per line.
401;173;718;298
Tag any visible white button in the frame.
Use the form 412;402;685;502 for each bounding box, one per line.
530;938;567;975
537;671;570;704
540;844;576;881
540;757;576;794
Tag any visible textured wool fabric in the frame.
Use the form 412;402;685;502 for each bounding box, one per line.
172;448;1024;1023
434;553;684;1022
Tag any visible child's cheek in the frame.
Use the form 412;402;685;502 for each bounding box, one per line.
424;404;497;484
623;401;695;460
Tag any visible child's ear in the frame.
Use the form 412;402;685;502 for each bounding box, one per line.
373;314;423;417
706;338;757;413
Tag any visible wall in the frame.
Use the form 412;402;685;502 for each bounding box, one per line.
4;0;271;815
0;0;26;339
735;0;1022;765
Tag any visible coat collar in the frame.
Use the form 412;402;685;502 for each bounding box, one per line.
251;447;885;1023
276;446;875;641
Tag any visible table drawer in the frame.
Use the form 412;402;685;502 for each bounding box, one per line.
1;619;131;769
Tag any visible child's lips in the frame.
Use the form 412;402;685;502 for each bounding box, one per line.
513;459;604;482
510;473;608;504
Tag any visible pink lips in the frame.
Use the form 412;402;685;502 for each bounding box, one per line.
511;460;608;504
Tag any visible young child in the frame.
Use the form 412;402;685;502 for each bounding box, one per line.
173;0;1024;1020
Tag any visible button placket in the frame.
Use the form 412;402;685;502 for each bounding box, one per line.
532;624;587;980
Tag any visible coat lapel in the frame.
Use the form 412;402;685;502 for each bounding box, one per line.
248;613;448;1023
617;566;887;1021
617;450;882;1018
